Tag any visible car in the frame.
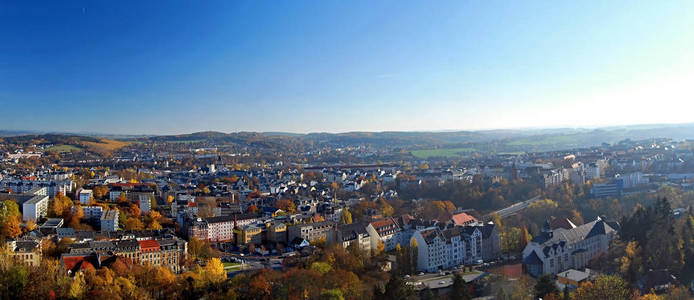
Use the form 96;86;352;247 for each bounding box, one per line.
418;272;425;276
404;275;410;278
439;281;446;285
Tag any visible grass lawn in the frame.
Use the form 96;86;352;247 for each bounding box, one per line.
47;144;83;153
411;147;478;159
223;262;242;270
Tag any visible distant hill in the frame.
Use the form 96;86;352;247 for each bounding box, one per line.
1;134;129;157
4;123;694;157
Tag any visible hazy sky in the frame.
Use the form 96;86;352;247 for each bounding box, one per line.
2;1;694;134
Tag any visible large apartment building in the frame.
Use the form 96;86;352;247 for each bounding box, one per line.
62;236;187;274
522;217;618;276
411;225;484;272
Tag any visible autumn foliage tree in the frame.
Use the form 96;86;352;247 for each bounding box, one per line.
571;275;631;300
275;198;296;213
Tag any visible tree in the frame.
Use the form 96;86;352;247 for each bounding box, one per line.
68;205;84;228
117;192;128;204
247;204;259;214
275;199;296;213
125;217;144;230
49;192;73;217
534;274;559;299
377;240;385;254
451;273;471;300
1;216;22;239
620;241;644;283
410;239;418;273
320;289;345;300
520;224;531;249
24;220;37;232
0;200;21;224
167;195;174;204
381;274;415;300
571;275;631;300
310;262;333;274
204;257;227;282
421;288;436;300
93;185;108;199
340;208;353;224
147;220;162;230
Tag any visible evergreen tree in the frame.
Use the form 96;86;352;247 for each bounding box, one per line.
534;274;559;299
450;273;471;300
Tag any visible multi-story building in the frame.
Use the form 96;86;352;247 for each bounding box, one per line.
79;206;104;223
477;222;501;261
288;221;336;243
6;239;42;267
62;236;187;274
0;179;72;197
522;217;618;276
78;189;93;205
366;218;402;252
0;187;49;222
100;210;119;232
183;213;258;243
591;179;624;198
411;225;484;272
412;227;448;272
139;195;151;214
108;183;155;202
334;222;371;254
264;221;287;244
22;192;49;222
234;224;264;246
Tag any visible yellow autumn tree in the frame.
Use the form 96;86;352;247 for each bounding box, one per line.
204;257;227;282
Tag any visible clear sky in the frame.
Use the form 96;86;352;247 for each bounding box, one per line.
2;1;694;135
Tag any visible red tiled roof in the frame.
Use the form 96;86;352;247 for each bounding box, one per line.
138;239;161;251
108;183;152;188
370;218;395;229
62;255;97;274
451;212;477;226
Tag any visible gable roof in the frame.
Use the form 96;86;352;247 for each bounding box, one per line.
138;239;160;251
550;217;576;230
451;212;477;226
534;218;617;247
523;250;542;265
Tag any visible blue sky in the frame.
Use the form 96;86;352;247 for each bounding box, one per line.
2;1;694;134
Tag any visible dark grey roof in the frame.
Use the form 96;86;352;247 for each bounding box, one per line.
115;239;140;251
523;250;542;265
478;223;496;239
15;241;40;252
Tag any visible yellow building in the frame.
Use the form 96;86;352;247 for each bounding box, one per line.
265;221;287;243
234;224;263;246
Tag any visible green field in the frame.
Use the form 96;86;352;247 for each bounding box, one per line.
223;262;242;271
411;147;478;158
46;144;83;153
506;135;577;146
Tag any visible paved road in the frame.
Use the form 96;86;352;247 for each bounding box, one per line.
407;270;487;290
486;195;541;219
